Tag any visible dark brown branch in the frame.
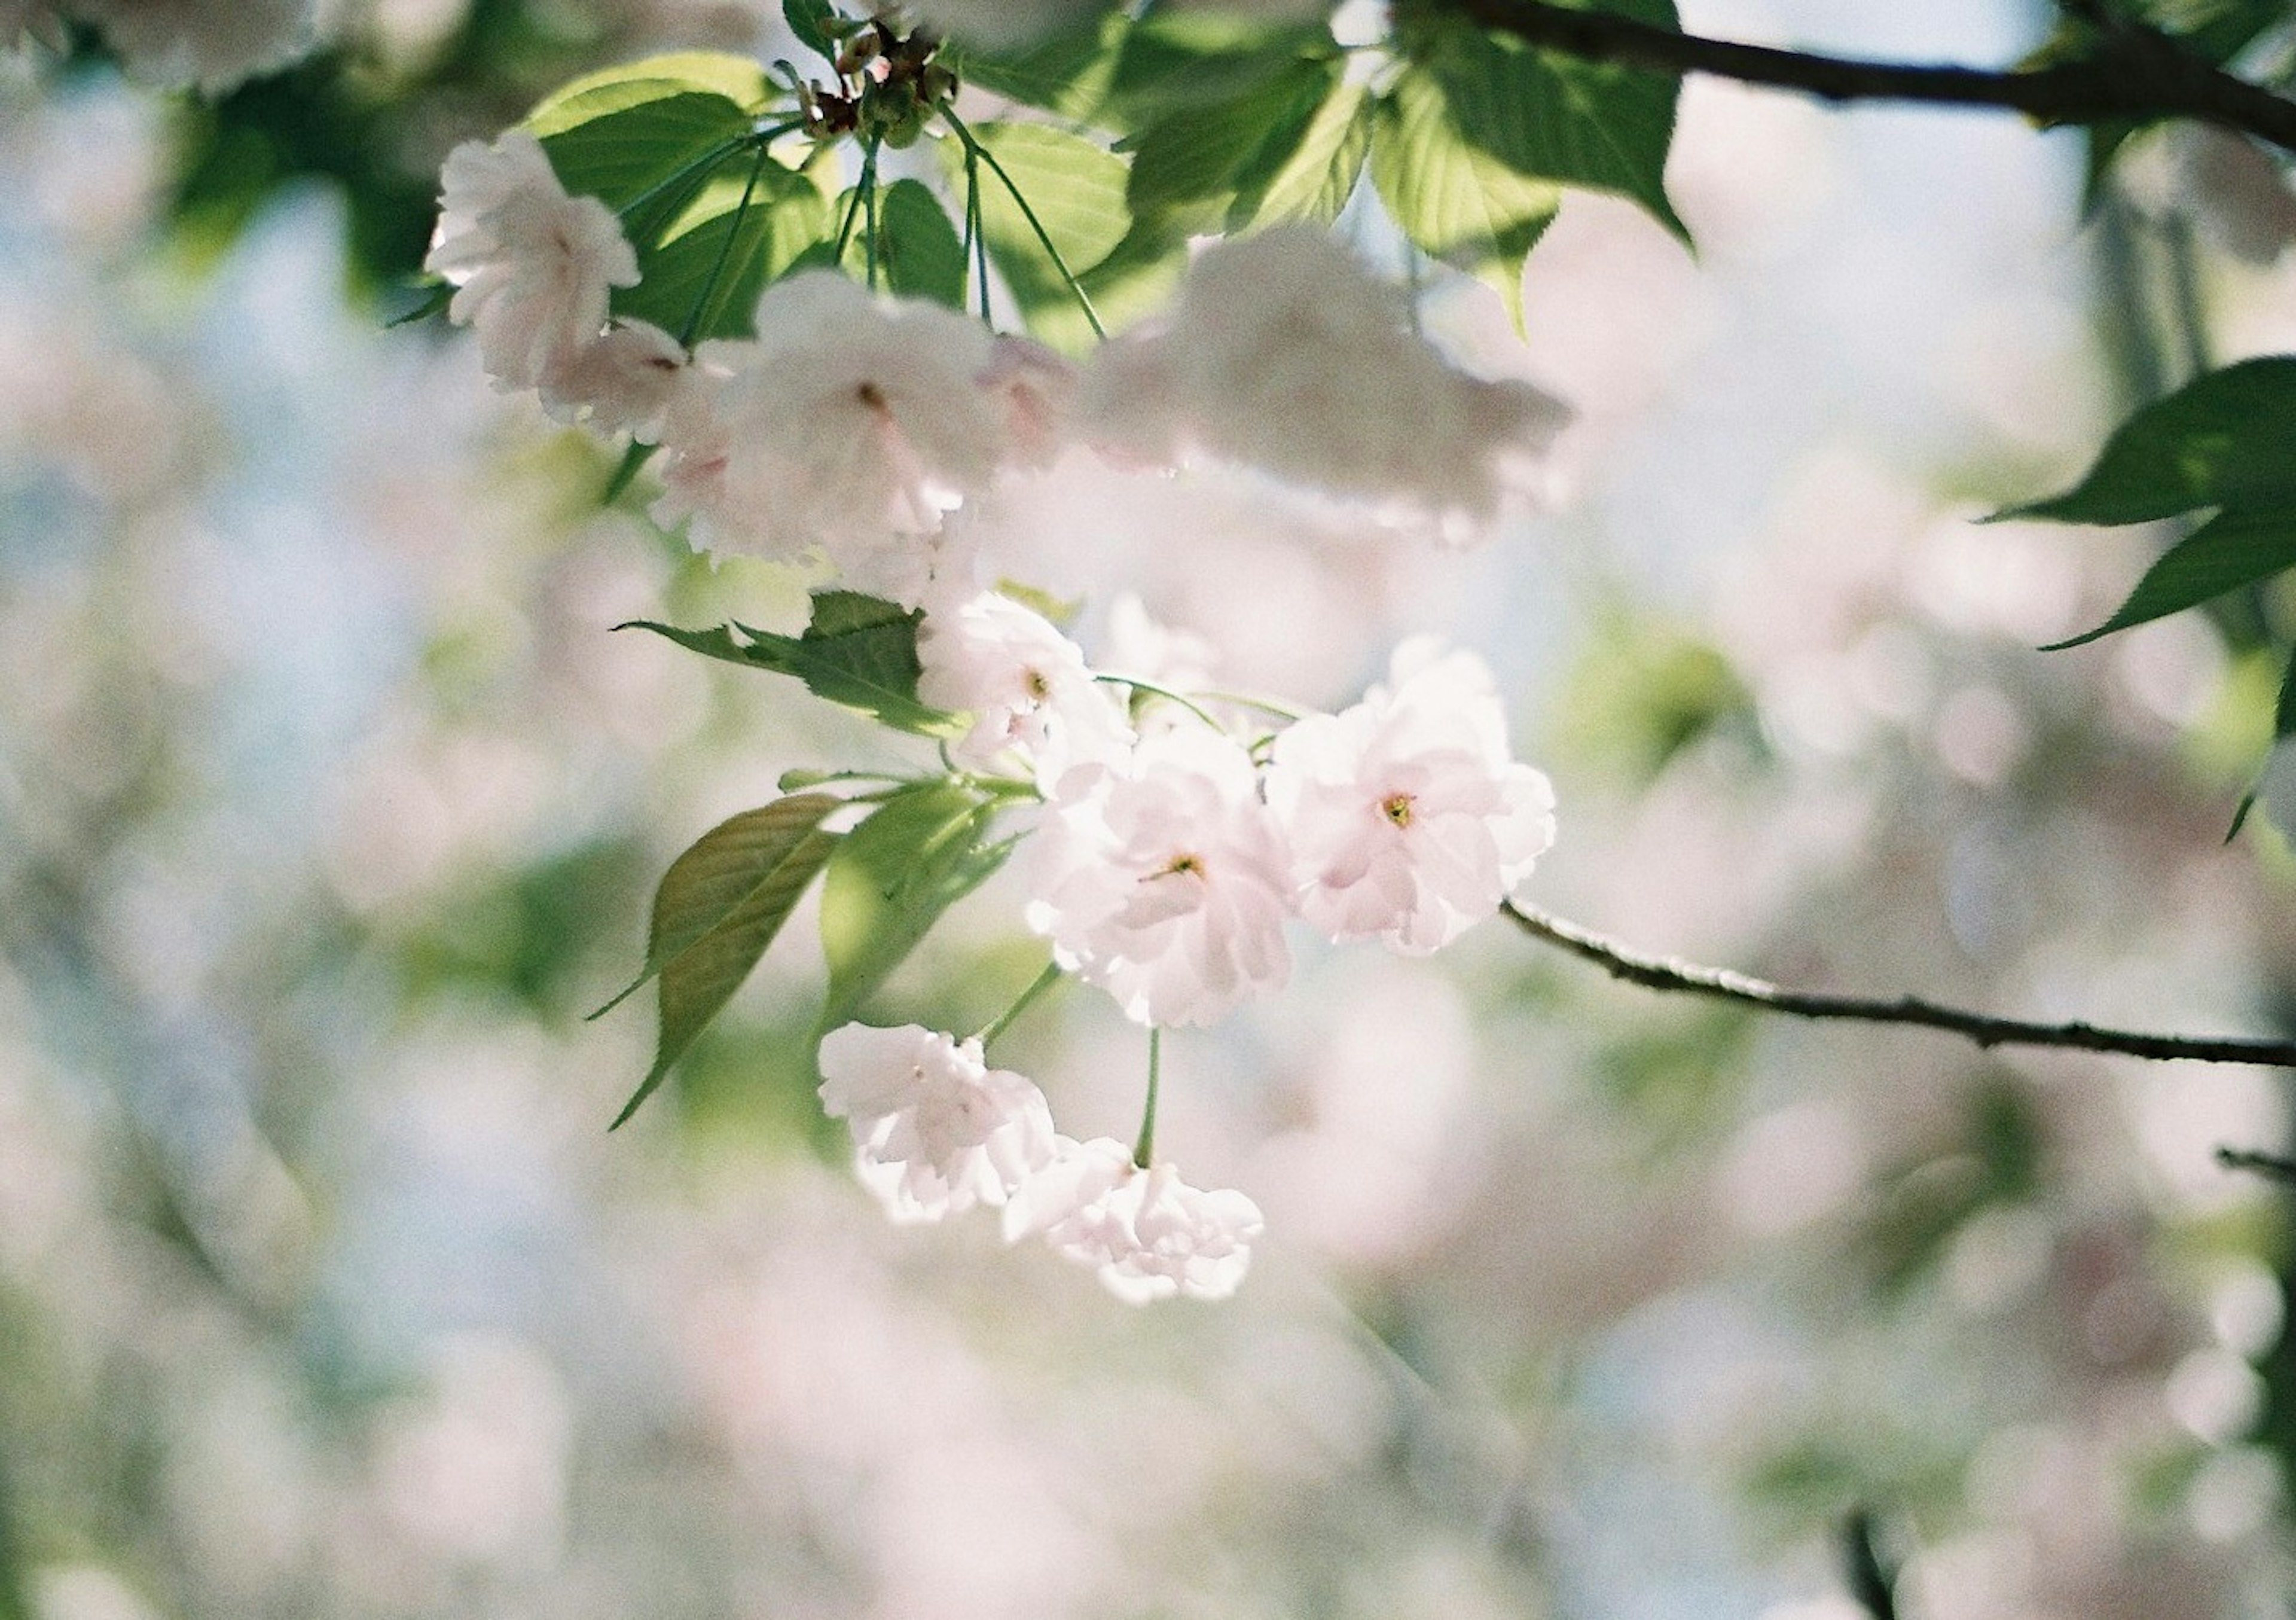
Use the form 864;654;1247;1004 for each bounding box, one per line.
1448;0;2296;157
1504;901;2296;1067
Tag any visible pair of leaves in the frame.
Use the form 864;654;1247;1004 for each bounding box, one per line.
603;783;1012;1126
622;590;961;736
1998;356;2296;648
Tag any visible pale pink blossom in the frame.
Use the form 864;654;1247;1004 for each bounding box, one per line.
980;335;1079;468
1266;640;1556;953
649;272;1004;597
1080;227;1571;544
425;129;637;393
817;1023;1057;1224
537;318;688;441
917;590;1132;783
1025;725;1293;1027
79;0;315;91
1003;1136;1264;1302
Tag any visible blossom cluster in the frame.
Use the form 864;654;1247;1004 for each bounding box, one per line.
425;124;1567;1302
424;129;1573;602
5;0;315;91
817;1023;1262;1303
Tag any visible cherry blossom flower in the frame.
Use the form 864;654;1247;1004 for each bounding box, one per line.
817;1023;1057;1224
980;335;1079;469
1003;1136;1264;1303
1266;639;1556;953
1080;227;1571;544
536;318;688;441
77;0;316;91
649;272;1005;597
425;129;637;394
916;590;1132;783
1025;725;1293;1027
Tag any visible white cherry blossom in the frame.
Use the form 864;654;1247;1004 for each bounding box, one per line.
1025;725;1293;1027
1266;639;1556;953
917;590;1132;783
79;0;316;91
1080;227;1571;545
1004;1136;1264;1303
536;317;688;441
817;1022;1057;1224
649;272;1004;597
425;129;637;393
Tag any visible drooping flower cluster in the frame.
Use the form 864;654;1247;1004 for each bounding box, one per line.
817;1021;1265;1301
5;0;317;90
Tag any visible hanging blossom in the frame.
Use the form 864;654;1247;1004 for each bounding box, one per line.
536;316;688;442
1080;226;1572;545
1004;1136;1265;1304
652;273;1063;605
1025;724;1293;1027
20;0;322;91
425;128;639;395
1267;640;1556;954
916;590;1132;784
817;1023;1057;1224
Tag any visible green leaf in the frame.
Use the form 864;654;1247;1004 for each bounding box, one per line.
531;51;775;125
945;9;1131;123
784;0;838;61
613;157;830;340
535;85;758;210
1415;4;1687;243
1125;58;1338;230
1373;69;1561;332
1998;357;2296;526
945;121;1132;332
609;794;843;1128
841;176;967;308
620;591;961;736
1248;80;1375;228
1105;10;1338;127
1012;214;1190;355
819;783;1012;1030
2045;505;2296;649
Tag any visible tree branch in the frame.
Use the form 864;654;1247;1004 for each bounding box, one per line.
1446;0;2296;157
1504;901;2296;1067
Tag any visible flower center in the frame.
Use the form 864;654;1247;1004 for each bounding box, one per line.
1023;666;1052;700
1381;792;1415;828
855;380;889;413
1156;853;1205;879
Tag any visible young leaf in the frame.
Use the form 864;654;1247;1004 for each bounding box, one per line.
613;159;829;340
1412;4;1688;244
818;784;1012;1030
2043;506;2296;649
1247;80;1374;228
536;86;758;210
1124;57;1338;229
530;51;775;125
1996;357;2296;526
944;121;1131;330
944;9;1131;123
1373;69;1561;332
619;591;962;736
784;0;839;62
842;176;968;308
1104;10;1338;127
608;794;843;1128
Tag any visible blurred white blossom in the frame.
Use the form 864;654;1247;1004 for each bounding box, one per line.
1267;640;1556;953
1026;725;1293;1027
916;589;1132;783
817;1023;1057;1223
77;0;316;91
1003;1136;1263;1303
535;316;688;441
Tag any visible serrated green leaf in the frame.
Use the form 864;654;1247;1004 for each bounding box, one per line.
2047;507;2296;649
784;0;838;60
943;121;1131;334
1373;70;1561;332
945;9;1131;122
614;157;829;340
1125;58;1336;228
1248;80;1373;228
819;783;1012;1030
1106;10;1338;127
535;86;758;211
841;176;967;308
609;794;843;1127
1417;4;1687;243
621;591;961;735
1999;357;2296;526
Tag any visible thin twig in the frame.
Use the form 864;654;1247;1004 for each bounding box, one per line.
2218;1146;2296;1183
1446;0;2296;156
1503;901;2296;1066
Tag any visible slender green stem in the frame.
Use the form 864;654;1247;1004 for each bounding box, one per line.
678;141;774;347
832;141;878;263
975;961;1065;1047
1133;1028;1162;1170
963;141;995;327
1094;672;1225;733
941;104;1106;338
616;134;747;223
865;143;884;291
1199;689;1309;723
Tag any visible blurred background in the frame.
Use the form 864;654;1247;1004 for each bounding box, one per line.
5;0;2296;1615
